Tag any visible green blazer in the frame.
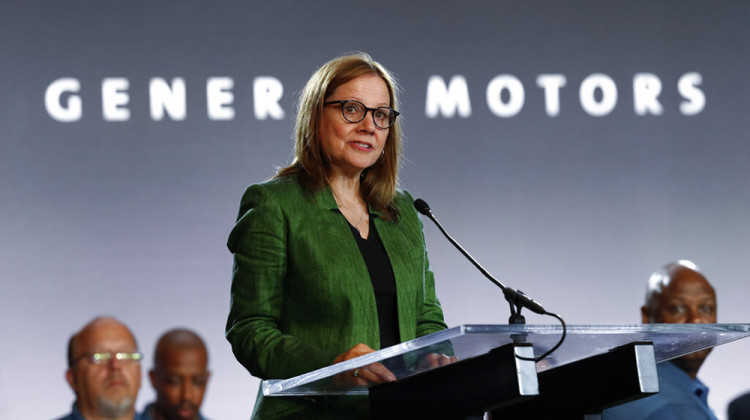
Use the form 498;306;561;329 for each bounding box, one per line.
225;175;448;419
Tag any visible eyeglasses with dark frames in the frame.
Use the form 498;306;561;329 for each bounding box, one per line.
324;99;400;129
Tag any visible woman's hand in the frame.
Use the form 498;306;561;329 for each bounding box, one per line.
332;343;396;387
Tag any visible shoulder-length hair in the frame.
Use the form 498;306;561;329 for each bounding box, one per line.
276;52;403;220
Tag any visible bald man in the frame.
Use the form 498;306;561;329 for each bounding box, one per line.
142;329;210;420
57;316;144;420
603;260;718;420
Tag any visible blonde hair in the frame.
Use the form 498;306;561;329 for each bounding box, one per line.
276;52;403;220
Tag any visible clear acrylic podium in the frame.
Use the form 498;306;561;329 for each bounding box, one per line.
262;324;750;419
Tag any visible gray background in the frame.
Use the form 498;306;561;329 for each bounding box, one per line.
1;1;748;419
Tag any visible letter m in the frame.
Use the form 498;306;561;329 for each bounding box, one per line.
425;75;471;118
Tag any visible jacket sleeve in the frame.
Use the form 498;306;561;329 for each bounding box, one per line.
416;245;449;338
225;183;335;379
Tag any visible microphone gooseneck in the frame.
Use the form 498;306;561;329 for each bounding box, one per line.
414;198;546;320
414;197;567;362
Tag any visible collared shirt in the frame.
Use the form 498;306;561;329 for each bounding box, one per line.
140;402;209;420
602;361;718;420
55;403;146;420
53;404;85;420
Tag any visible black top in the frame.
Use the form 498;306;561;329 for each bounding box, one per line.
345;214;400;349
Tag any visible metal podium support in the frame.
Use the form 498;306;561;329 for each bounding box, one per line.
492;341;658;419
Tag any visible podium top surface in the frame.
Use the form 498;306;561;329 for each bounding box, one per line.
262;323;750;396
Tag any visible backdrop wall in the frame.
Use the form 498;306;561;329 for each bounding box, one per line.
1;1;748;419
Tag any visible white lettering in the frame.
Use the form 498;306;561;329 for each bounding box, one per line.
486;75;525;118
425;75;471;118
45;78;82;122
44;72;705;122
102;78;130;121
536;74;567;117
678;72;705;115
150;77;186;121
633;73;663;116
580;74;617;117
253;76;285;120
207;77;235;120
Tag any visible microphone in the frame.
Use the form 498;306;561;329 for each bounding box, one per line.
414;198;546;323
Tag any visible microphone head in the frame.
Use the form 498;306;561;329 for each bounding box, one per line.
413;198;431;216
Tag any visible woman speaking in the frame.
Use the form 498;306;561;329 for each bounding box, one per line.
226;52;450;419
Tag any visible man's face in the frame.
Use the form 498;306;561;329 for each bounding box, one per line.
150;347;209;420
642;267;717;375
66;319;142;418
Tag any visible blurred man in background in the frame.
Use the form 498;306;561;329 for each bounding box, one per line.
603;260;718;420
142;328;210;420
58;316;144;420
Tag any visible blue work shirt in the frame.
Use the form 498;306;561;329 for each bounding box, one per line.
55;403;146;420
602;360;718;420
